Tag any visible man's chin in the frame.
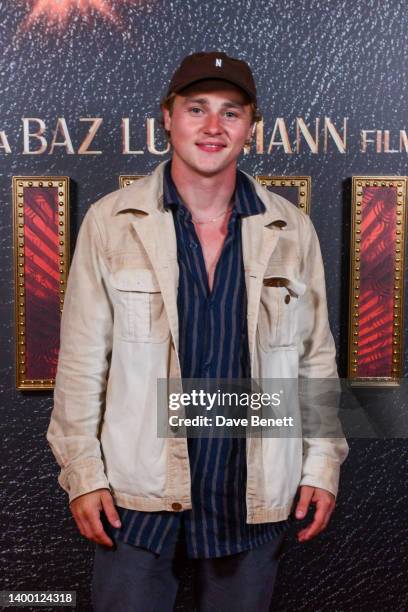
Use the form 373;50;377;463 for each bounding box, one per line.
188;158;235;177
171;152;238;178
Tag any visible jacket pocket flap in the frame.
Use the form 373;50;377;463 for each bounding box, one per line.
110;268;161;292
263;274;306;298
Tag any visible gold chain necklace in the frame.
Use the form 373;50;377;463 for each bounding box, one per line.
191;205;232;225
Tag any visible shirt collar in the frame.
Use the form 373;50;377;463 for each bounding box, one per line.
163;158;265;217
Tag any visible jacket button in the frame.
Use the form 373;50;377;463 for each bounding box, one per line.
172;502;183;511
284;294;291;304
170;424;179;433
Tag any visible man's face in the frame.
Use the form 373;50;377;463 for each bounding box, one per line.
162;80;254;177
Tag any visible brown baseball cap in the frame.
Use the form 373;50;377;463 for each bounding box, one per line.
166;51;257;105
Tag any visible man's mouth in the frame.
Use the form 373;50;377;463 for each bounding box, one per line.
196;142;226;152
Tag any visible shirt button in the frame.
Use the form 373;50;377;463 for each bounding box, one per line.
189;242;198;249
172;502;183;511
284;294;291;304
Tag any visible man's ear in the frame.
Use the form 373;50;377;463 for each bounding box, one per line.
246;122;256;143
162;106;172;132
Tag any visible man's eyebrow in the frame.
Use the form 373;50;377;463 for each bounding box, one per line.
182;97;245;109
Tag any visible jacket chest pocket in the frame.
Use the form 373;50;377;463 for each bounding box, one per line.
257;275;306;351
110;268;170;343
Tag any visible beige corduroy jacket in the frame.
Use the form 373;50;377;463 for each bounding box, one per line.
46;160;349;523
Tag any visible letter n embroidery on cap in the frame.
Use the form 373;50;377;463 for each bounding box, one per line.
215;58;222;67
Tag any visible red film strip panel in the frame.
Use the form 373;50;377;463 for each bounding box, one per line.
349;177;407;386
13;178;70;389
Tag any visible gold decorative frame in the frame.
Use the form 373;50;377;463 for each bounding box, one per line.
119;175;145;189
255;176;311;214
12;177;70;389
348;176;407;386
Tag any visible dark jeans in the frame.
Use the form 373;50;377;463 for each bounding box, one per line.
91;525;286;612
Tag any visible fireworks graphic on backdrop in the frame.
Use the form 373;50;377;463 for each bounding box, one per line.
19;0;128;31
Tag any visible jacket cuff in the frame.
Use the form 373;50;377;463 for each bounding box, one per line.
299;455;341;498
57;457;111;504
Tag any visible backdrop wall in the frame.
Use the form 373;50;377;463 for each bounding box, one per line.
1;1;407;610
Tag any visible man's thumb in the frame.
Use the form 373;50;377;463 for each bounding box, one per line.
101;490;121;528
295;486;313;519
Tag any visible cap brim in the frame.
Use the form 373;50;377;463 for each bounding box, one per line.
170;76;256;103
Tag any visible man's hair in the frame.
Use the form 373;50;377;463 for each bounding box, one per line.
158;90;262;141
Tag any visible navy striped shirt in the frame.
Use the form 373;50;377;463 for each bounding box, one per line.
111;160;292;557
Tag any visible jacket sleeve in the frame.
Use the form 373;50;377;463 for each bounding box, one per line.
296;215;349;498
46;204;113;504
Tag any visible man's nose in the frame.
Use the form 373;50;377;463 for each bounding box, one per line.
203;113;222;134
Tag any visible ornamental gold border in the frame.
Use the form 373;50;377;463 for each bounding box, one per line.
12;176;70;390
255;176;311;214
348;176;407;387
119;175;145;189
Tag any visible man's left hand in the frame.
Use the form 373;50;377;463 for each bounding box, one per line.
294;485;335;542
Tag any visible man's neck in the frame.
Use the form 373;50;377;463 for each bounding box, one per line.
169;157;237;216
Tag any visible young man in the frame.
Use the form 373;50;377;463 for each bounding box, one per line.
47;51;349;611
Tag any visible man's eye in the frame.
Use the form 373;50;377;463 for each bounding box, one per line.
225;111;238;118
189;107;203;114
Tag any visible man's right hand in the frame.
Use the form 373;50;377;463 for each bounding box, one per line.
69;488;121;547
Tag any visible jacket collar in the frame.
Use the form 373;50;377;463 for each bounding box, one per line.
112;159;290;230
112;161;167;216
